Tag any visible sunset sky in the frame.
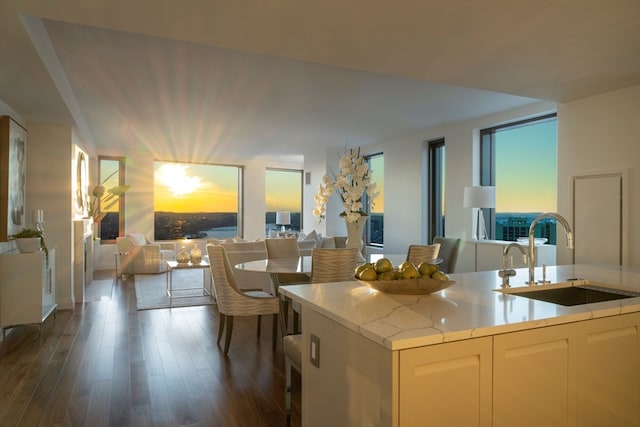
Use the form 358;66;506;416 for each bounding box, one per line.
154;157;385;215
154;162;239;212
494;119;557;212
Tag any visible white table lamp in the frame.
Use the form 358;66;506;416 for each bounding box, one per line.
464;186;496;240
275;211;291;232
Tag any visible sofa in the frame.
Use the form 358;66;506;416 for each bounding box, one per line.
116;234;176;275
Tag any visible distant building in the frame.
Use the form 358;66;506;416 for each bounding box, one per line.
495;213;557;245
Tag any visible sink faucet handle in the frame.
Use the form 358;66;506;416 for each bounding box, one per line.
498;268;516;287
541;263;550;284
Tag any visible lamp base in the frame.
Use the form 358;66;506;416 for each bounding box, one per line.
475;208;488;240
281;225;286;232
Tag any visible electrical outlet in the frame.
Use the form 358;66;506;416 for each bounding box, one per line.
310;334;320;368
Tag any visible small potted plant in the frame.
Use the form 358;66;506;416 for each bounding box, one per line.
12;228;49;262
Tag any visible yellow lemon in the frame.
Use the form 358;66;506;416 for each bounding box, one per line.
418;262;438;277
358;267;378;281
431;271;449;281
401;265;420;279
374;258;394;273
399;261;415;271
377;271;396;281
355;263;372;277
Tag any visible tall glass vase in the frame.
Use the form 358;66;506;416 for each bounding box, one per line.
345;215;368;261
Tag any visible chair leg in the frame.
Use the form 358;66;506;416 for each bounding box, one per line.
272;313;278;353
285;357;292;427
224;316;234;355
257;315;262;337
217;313;226;344
281;297;290;331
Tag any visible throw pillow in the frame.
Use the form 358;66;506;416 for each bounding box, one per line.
303;230;318;244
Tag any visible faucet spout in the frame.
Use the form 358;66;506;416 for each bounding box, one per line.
528;212;574;285
498;243;527;287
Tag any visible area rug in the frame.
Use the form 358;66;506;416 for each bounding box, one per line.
134;269;215;310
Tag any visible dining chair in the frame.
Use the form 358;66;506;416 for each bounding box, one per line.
283;247;360;426
310;247;361;284
406;243;441;265
264;238;312;286
265;238;312;331
433;237;461;274
206;244;280;355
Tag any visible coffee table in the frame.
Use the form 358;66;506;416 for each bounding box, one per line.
166;259;212;306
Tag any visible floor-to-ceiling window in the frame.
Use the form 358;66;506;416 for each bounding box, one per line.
96;156;126;242
365;153;384;246
480;113;557;243
153;161;242;240
428;138;445;242
265;168;303;234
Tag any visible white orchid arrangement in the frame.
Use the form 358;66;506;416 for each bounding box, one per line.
313;147;378;224
89;184;130;223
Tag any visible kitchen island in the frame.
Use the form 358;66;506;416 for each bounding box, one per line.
279;264;640;427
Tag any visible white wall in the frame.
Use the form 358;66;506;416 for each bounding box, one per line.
28;122;75;309
557;84;640;266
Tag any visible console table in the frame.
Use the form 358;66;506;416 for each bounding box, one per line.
0;247;56;336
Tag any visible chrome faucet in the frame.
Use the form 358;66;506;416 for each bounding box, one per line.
528;212;574;285
498;243;527;287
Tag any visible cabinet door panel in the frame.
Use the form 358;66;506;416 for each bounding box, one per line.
577;315;639;427
494;325;575;427
399;337;492;427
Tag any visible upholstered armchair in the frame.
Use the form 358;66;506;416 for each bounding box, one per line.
116;233;176;275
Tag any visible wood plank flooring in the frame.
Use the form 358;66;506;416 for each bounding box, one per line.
0;271;300;426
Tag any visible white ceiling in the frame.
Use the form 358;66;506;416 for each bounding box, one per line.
1;0;639;159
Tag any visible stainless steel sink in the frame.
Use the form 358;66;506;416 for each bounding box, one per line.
496;280;640;306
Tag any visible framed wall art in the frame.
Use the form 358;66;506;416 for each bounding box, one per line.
0;115;28;241
73;145;89;219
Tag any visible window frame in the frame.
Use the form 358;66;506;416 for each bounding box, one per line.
428;138;445;242
265;167;304;233
480;112;557;240
97;155;126;244
364;152;383;247
152;160;244;240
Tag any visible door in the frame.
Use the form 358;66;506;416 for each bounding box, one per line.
572;173;623;265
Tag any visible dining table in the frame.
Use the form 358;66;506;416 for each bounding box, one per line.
235;253;443;333
234;253;442;277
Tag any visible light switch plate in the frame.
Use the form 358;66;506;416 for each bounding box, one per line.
310;334;320;368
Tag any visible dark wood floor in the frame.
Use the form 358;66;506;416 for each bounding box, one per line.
0;271;300;427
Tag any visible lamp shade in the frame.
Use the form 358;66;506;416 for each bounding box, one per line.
463;186;496;208
275;211;291;225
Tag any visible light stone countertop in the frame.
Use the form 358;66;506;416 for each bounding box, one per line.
279;264;640;351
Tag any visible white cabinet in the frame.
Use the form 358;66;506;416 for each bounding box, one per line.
399;337;493;427
458;239;556;273
494;312;640;427
0;248;56;328
301;308;493;427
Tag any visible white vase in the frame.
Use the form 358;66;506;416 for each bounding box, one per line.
345;215;368;260
15;237;41;253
